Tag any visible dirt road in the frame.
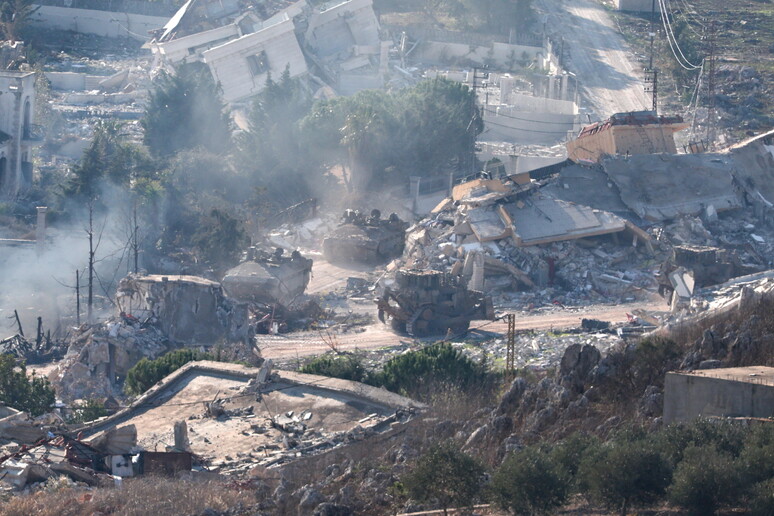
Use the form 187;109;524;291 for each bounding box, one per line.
543;0;650;117
259;299;666;360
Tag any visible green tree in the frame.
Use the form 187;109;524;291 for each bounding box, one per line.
490;446;570;515
190;208;248;271
142;64;231;158
0;0;38;40
0;354;55;416
402;441;485;515
581;440;672;516
64;120;153;203
668;445;742;515
68;398;107;424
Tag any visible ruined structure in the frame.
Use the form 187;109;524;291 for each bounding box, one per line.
566;110;688;163
222;248;313;307
377;269;494;337
0;42;39;197
323;209;408;264
149;0;385;102
115;274;250;344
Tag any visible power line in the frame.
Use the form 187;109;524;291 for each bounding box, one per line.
658;0;702;70
483;115;572;135
483;107;577;126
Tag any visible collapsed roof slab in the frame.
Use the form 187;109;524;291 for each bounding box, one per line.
542;163;633;216
78;361;423;468
727;130;774;205
601;153;743;222
504;195;627;246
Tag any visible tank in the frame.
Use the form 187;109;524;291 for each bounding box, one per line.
377;269;495;338
222;248;313;307
322;209;408;264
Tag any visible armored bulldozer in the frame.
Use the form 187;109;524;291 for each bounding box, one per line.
377;269;495;338
322;209;408;264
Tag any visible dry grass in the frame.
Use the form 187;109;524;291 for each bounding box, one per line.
0;476;257;516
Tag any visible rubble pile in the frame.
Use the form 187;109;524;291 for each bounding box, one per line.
397;175;659;309
49;320;170;402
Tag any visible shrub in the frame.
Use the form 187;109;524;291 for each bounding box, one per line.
750;478;774;516
550;432;601;482
124;348;215;396
739;424;774;485
68;398;108;424
0;354;55;416
402;441;486;515
580;440;672;516
651;419;746;466
668;445;742;515
367;342;487;398
490;446;570;515
300;353;366;382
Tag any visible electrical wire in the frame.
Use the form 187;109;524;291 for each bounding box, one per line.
482;108;577;127
658;0;702;70
484;117;572;135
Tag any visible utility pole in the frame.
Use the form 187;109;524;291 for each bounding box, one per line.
506;314;516;376
87;203;94;324
132;201;139;273
705;20;717;146
76;269;81;326
470;67;478;177
645;0;658;114
644;69;658;114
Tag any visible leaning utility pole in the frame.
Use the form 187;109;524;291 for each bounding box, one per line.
75;269;81;326
506;313;516;376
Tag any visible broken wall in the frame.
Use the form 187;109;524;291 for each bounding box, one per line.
116;275;249;344
30;6;167;40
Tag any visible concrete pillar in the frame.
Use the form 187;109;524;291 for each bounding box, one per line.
548;76;555;99
470;251;485;291
561;73;569;101
35;206;47;253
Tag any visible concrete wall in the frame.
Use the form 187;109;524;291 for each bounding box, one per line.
664;372;774;423
414;40;541;70
482;108;575;145
615;0;654;11
30;5;168;40
306;0;380;58
567;124;678;162
45;72;105;91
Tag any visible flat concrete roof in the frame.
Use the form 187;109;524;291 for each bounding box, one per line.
671;366;774;386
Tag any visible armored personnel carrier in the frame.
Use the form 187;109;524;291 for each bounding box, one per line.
322;209;408;264
377;269;495;338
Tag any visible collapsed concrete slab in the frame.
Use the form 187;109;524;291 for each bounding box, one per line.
600;153;743;221
76;361;424;473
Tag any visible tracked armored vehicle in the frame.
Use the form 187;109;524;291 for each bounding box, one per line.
377;269;495;338
322;209;408;264
222;247;313;307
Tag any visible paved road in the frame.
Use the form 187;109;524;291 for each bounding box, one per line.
544;0;650;118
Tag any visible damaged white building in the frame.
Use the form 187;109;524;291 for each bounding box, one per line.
149;0;385;102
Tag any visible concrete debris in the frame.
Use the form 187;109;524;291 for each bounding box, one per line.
116;274;251;345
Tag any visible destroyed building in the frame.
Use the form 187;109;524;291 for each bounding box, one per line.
116;274;250;344
566;110;688;163
222;247;313;307
149;0;385;102
0;42;39;197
